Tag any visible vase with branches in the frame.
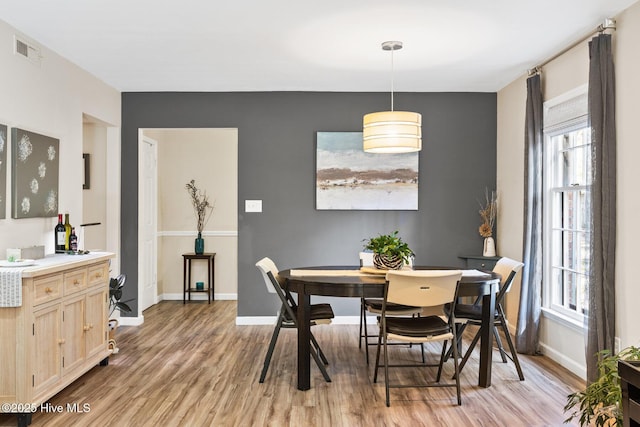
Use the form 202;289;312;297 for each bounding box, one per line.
185;179;214;254
478;188;497;257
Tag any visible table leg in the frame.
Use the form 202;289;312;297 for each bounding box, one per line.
478;283;496;387
187;260;192;302
183;258;187;304
207;257;212;304
297;289;311;391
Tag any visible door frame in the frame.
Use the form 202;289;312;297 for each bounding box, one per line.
138;132;159;315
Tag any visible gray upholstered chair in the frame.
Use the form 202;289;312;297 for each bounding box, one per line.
256;257;334;383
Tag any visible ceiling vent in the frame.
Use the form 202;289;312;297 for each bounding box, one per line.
14;36;42;66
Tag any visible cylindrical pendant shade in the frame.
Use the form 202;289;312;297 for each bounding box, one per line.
363;111;422;153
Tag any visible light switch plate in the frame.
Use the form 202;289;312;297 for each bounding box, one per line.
245;200;262;213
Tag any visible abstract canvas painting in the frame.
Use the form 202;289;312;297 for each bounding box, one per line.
316;132;419;210
0;124;6;219
11;128;59;219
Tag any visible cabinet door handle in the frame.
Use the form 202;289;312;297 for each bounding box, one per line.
58;339;65;345
73;279;80;285
45;287;53;293
83;325;91;331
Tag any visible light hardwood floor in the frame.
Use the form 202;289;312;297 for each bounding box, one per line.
0;300;584;426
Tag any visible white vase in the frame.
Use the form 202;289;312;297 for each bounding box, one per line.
483;237;496;257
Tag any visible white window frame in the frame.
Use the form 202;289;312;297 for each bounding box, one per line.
542;84;590;325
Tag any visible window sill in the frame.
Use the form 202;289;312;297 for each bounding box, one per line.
541;307;585;333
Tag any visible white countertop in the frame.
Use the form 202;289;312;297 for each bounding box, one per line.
18;252;115;278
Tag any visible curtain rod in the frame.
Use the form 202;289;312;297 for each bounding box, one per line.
528;18;616;76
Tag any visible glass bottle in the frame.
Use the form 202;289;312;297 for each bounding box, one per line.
55;214;66;252
64;213;71;250
70;227;78;252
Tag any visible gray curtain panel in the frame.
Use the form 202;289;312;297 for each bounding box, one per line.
585;33;616;384
516;74;543;355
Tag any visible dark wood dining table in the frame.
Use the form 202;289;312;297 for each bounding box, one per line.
279;266;501;391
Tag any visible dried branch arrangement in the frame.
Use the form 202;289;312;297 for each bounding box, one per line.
478;188;497;238
185;179;214;233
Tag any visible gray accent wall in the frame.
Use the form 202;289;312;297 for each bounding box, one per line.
121;91;496;318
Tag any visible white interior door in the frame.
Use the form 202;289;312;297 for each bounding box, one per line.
139;135;158;312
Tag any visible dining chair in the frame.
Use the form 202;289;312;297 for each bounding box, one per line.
446;257;525;381
373;269;463;407
358;252;422;365
255;257;334;383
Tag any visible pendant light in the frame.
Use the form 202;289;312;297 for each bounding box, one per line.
363;41;422;153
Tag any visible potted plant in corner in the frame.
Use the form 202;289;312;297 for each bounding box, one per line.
564;346;640;426
108;274;132;354
363;231;414;270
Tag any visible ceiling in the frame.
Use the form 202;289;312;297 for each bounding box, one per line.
0;0;636;93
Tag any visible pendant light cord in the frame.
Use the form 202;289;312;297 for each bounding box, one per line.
390;47;395;112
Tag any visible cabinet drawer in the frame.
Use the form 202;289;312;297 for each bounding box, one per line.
88;263;109;286
466;258;498;270
63;268;87;295
33;274;63;305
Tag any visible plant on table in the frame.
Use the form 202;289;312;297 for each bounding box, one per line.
363;231;413;270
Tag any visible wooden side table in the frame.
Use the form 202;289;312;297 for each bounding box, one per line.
182;253;216;304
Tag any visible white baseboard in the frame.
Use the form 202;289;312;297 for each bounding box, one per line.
539;342;586;379
160;292;237;301
236;316;277;325
235;315;371;326
117;315;144;326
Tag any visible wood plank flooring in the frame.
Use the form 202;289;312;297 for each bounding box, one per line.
0;300;584;426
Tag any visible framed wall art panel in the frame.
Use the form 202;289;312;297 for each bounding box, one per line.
11;127;59;219
0;123;6;219
316;131;419;210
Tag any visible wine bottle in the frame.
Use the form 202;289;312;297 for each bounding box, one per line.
55;214;66;252
64;213;71;250
70;227;78;252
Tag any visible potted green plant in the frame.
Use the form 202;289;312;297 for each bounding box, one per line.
363;231;414;270
108;274;133;354
564;346;640;426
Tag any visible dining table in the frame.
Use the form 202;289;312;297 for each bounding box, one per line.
279;266;501;391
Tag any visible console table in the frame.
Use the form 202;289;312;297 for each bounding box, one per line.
182;253;215;304
620;359;640;427
458;255;501;270
0;252;114;427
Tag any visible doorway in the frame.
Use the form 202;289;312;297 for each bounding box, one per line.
137;128;238;318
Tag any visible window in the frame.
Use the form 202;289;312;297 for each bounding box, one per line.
543;86;591;322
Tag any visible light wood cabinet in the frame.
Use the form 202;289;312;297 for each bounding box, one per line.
0;253;114;420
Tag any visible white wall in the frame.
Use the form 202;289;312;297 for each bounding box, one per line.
497;2;640;378
0;21;120;265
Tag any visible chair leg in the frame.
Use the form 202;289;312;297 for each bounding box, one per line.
373;331;383;383
383;333;391;407
310;346;332;382
500;317;525;381
359;298;365;349
457;327;481;375
493;325;508;363
310;331;329;365
451;330;461;405
259;316;283;383
444;323;468;361
436;340;447;382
